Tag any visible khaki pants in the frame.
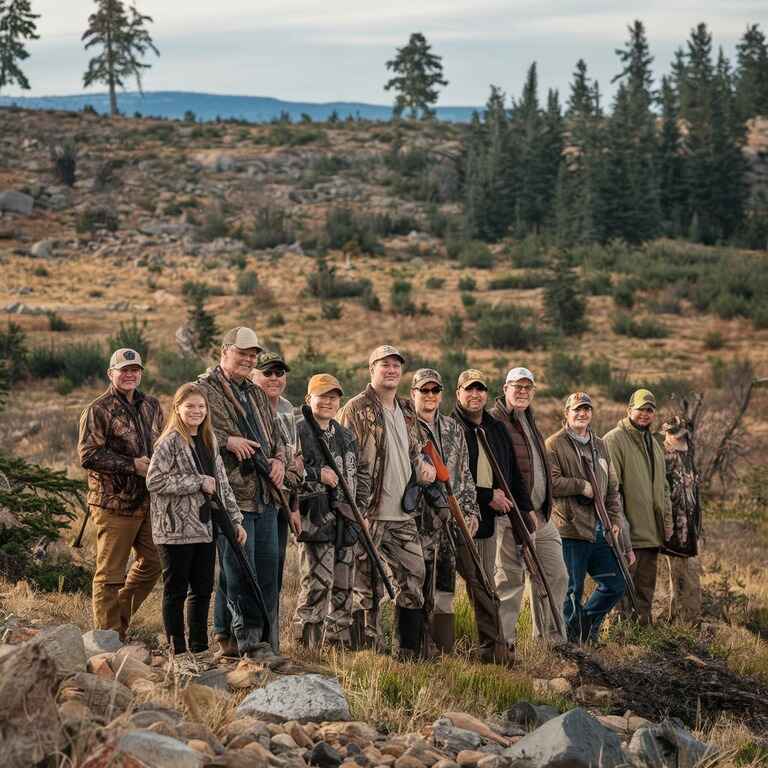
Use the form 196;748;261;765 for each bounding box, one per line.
91;506;161;638
626;547;658;625
495;516;568;644
658;555;702;624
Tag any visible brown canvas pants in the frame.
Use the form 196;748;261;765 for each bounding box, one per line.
657;555;702;624
627;547;659;625
91;506;161;638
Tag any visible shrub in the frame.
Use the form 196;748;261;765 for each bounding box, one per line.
488;271;551;291
425;276;446;290
0;322;28;382
391;280;417;316
475;303;544;350
612;280;636;308
544;260;588;336
267;312;285;327
237;270;260;296
461;292;476;309
50;138;78;186
582;271;612;295
321;301;343;320
34;265;49;277
544;352;585;398
183;110;197;122
751;303;768;330
324;207;381;255
360;290;382;312
185;293;219;354
458;275;477;292
151;348;205;393
652;376;694;404
198;210;229;242
28;341;107;389
459;241;494;269
76;206;118;233
108;317;150;360
306;260;372;299
46;312;70;332
247;206;294;249
282;343;353;404
605;370;639;402
703;330;725;350
443;313;464;344
612;314;668;339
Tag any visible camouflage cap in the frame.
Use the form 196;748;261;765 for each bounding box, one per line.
628;388;657;410
564;391;593;411
457;369;488;389
109;348;144;370
369;344;405;366
412;368;442;388
307;373;344;397
221;326;263;352
255;351;290;372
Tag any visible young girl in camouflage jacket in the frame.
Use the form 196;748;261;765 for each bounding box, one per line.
146;383;246;659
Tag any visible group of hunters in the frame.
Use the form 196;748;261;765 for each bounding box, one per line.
77;328;701;668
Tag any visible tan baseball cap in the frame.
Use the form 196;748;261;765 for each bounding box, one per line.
369;345;405;366
221;326;263;352
307;373;344;397
457;369;487;389
628;388;656;410
564;391;593;411
109;348;144;370
412;368;442;388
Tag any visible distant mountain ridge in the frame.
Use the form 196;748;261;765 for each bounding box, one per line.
0;90;479;123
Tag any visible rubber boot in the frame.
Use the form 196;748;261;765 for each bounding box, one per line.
431;613;455;654
396;607;425;660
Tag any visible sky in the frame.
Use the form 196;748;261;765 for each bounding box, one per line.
7;0;766;105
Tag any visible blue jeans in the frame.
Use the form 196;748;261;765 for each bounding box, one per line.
562;524;625;643
214;504;279;652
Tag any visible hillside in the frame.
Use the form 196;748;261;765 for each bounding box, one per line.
2;106;768;764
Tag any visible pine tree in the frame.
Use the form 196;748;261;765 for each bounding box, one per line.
384;32;448;119
544;256;588;336
0;0;39;93
657;75;686;235
735;23;768;121
82;0;159;117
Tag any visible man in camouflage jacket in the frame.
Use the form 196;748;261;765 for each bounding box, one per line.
337;345;435;656
78;348;164;638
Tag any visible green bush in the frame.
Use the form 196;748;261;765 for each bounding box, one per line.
246;206;294;250
605;370;639;402
324;207;382;255
34;265;49;278
198;210;229;242
582;271;612;295
0;322;28;382
544;260;588;336
391;280;417;316
475;303;544;350
425;276;446;290
652;376;694;404
151;348;205;393
50;138;78;187
488;271;551;291
459;241;494;269
267;312;285;327
321;301;343;320
443;313;464;344
751;303;768;330
612;314;668;339
107;317;150;360
282;344;354;404
28;341;107;389
612;280;636;308
306;260;372;299
236;270;260;296
544;352;585;397
461;292;477;309
458;275;477;292
703;330;725;350
360;290;382;312
76;206;118;233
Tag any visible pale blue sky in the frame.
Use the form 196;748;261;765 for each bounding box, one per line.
9;0;766;104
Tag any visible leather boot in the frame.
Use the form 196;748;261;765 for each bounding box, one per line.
213;633;239;659
431;613;455;654
396;607;425;660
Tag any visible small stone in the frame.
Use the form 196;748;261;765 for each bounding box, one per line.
381;744;406;758
433;762;459;768
363;748;383;763
347;744;362;755
109;652;157;686
394;756;426;768
476;757;505;768
432;719;482;755
378;757;396;766
536;677;572;695
82;629;123;659
353;756;370;767
30;239;55;259
456;751;486;767
271;733;300;753
87;653;115;680
188;739;212;754
503;702;537;729
309;741;344;768
288;722;313;749
575;684;615;706
0;190;34;215
241;740;273;761
58;700;93;722
117;730;205;768
117;644;151;665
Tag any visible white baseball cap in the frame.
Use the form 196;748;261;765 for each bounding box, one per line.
505;367;535;384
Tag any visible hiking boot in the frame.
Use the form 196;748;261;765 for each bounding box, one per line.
213;634;239;660
243;642;285;667
431;613;455;654
395;607;425;661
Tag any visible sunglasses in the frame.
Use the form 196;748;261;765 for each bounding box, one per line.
416;386;442;395
261;368;286;378
463;383;487;392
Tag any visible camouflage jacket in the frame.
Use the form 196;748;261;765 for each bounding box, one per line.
146;430;242;545
337;384;422;517
78;385;165;514
197;365;286;512
416;412;481;527
663;446;700;557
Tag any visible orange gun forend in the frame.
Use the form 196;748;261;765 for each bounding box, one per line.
423;442;450;483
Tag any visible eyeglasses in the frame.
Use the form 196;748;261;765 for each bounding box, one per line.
463;383;487;392
509;384;534;392
261;369;286;378
416;386;442;395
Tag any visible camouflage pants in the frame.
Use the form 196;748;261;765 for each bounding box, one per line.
355;518;426;640
293;540;356;643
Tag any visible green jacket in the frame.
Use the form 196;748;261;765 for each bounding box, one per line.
603;417;672;549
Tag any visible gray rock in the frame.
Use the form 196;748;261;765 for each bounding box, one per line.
237;673;350;723
627;721;718;768
309;741;343;767
117;730;205;768
30;239;55;258
195;667;231;691
502;707;624;768
432;719;483;754
0;190;34;215
27;623;87;678
82;629;123;659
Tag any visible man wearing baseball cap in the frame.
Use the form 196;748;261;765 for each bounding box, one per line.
293;374;361;648
603;389;673;625
198;327;288;660
545;392;631;643
78;348;165;638
337;345;436;656
490;366;569;647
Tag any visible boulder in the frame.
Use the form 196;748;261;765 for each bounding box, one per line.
30;239;55;258
82;629;123;659
502;707;624;768
236;673;350;723
627;720;718;768
0;190;34;215
309;741;343;767
432;719;482;754
27;623;87;678
57;672;133;720
117;730;205;768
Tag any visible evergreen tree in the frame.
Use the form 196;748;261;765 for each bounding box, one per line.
735;23;768;120
384;32;448;119
0;0;39;93
544;256;588;336
657;75;686;234
82;0;159;117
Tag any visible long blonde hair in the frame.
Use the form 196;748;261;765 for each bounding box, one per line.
156;382;216;455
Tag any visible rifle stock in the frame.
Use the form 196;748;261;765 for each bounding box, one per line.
70;492;90;549
580;454;640;615
300;405;396;601
475;426;566;639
